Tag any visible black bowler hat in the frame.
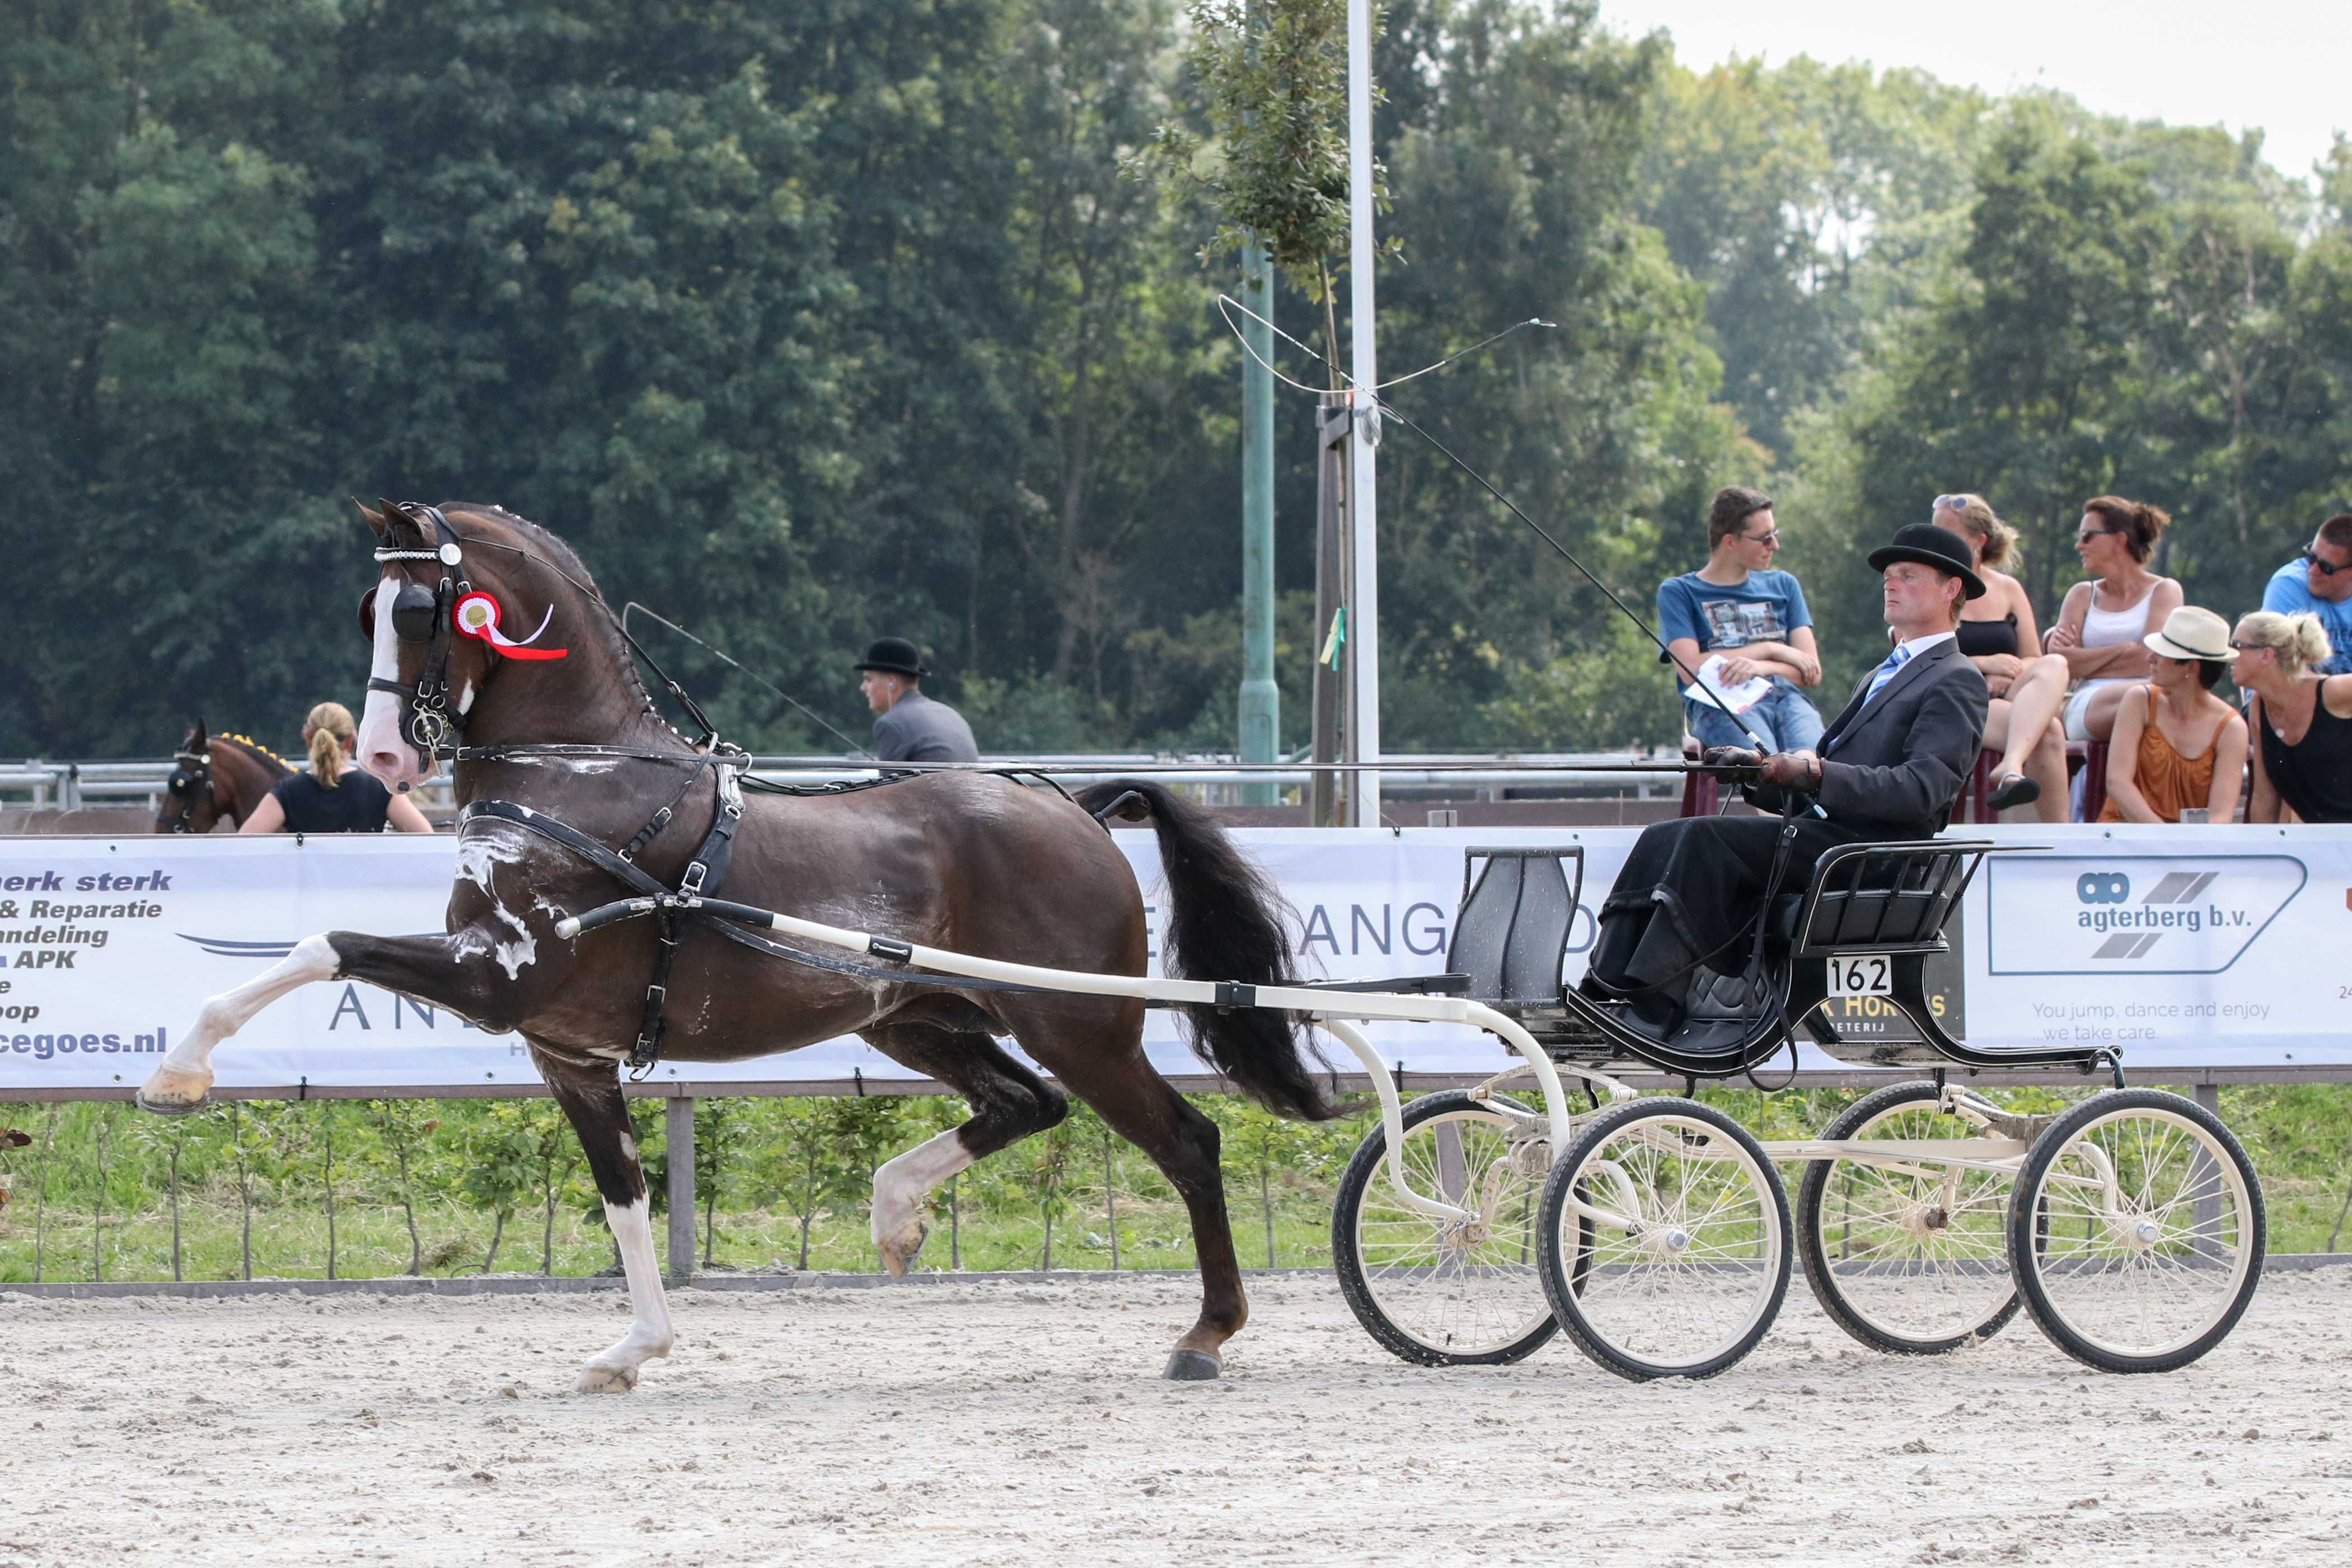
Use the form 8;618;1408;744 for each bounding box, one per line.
1868;523;1986;600
854;636;926;679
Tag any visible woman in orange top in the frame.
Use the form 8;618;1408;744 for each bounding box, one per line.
2100;607;2247;823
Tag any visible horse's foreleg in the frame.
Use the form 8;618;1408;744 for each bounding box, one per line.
136;935;343;1112
541;1060;672;1393
136;931;516;1115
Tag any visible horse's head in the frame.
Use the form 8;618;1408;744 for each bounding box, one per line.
156;719;220;834
354;499;606;789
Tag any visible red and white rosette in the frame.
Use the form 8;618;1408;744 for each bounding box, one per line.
451;592;568;660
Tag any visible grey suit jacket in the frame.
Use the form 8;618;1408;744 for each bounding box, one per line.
872;689;979;764
1748;637;1988;837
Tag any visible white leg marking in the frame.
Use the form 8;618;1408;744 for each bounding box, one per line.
871;1129;974;1278
357;578;426;790
578;1196;673;1394
139;934;339;1108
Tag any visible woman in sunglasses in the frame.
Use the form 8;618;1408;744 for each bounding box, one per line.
2043;497;2183;754
2098;607;2247;824
2236;611;2352;824
1934;494;2069;818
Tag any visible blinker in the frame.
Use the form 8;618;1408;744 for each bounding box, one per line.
391;582;442;642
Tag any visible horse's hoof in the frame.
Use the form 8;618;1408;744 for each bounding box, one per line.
134;1087;209;1118
877;1218;928;1279
575;1363;640;1395
1161;1349;1222;1382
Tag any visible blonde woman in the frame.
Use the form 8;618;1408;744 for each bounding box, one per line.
2236;611;2352;824
2099;607;2247;824
2044;496;2184;743
1933;494;2069;819
241;702;434;834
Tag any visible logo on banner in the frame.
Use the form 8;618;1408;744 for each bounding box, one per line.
1988;856;2306;975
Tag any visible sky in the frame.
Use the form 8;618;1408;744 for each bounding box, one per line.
1598;1;2349;182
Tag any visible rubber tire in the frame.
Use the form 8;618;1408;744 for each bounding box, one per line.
1537;1096;1792;1382
1797;1081;2021;1355
1332;1089;1559;1367
2006;1087;2266;1374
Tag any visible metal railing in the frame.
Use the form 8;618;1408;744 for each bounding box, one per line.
2;751;1692;815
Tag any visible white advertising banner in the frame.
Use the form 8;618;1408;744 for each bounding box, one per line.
1;823;2346;1093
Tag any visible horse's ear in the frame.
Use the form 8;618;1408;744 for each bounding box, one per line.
188;718;208;752
352;496;390;537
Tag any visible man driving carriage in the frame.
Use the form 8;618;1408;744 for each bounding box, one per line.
1583;523;1991;1039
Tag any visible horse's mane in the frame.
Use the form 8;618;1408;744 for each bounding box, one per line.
429;500;662;722
217;733;295;773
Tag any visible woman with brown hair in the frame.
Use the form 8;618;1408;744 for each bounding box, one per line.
2235;611;2352;824
240;701;434;834
1933;494;2069;819
2099;607;2247;824
2044;496;2184;745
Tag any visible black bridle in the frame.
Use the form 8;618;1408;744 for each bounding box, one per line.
363;504;474;759
158;749;217;833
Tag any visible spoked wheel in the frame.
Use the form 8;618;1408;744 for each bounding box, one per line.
2007;1088;2265;1373
1797;1081;2021;1354
1332;1090;1558;1365
1538;1097;1791;1381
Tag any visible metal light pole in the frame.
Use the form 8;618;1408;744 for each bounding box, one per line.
1342;0;1381;824
1238;239;1279;806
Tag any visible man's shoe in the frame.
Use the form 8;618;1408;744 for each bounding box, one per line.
1987;772;2041;813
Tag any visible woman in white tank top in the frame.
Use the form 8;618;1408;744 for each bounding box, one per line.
2046;496;2183;742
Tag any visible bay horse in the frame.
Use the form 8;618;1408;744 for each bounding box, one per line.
137;500;1334;1391
154;721;295;833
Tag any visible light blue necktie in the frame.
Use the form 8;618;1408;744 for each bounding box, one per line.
1863;641;1914;706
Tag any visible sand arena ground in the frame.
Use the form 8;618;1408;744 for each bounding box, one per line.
3;1269;2347;1566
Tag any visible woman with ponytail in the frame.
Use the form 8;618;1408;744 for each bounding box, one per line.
240;702;434;834
2236;611;2352;823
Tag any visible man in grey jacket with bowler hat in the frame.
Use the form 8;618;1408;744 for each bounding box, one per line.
856;636;980;763
1582;522;1992;1039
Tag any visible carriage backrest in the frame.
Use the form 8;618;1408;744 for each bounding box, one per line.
1449;847;1583;1005
1793;839;1989;956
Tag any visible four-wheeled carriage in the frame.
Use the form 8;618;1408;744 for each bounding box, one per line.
1330;841;2266;1380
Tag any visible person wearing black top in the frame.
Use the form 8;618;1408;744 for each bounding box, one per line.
2236;612;2352;824
240;702;435;834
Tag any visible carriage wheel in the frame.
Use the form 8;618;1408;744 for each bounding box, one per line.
1537;1097;1790;1381
1331;1090;1558;1366
1797;1081;2021;1355
2007;1088;2265;1374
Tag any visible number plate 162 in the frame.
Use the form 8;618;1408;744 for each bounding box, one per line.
1826;954;1893;998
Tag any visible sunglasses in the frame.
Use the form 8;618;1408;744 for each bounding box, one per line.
1740;531;1781;548
2301;548;2349;578
2227;640;2270;652
1932;495;1970;513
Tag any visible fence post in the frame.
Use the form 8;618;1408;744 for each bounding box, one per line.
2191;1081;2224;1259
666;1093;696;1279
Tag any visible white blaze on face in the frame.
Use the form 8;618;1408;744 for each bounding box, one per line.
357;576;425;790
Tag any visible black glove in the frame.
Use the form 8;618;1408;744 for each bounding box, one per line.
1700;745;1763;783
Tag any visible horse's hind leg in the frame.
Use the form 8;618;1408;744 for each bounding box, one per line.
137;931;516;1114
539;1055;672;1393
1009;1003;1246;1381
859;1024;1067;1276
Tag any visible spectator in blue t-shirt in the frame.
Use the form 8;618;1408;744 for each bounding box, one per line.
1657;486;1826;753
2260;514;2352;677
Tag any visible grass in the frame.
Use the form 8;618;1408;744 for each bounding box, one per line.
2;1083;2347;1283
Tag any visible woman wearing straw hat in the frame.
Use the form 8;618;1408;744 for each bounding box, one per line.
2097;607;2247;824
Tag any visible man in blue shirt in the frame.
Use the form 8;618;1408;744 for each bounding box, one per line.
1657;486;1826;752
2261;514;2352;676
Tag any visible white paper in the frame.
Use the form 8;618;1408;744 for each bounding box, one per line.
1682;652;1774;715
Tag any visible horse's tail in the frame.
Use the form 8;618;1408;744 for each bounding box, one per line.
1079;780;1340;1121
